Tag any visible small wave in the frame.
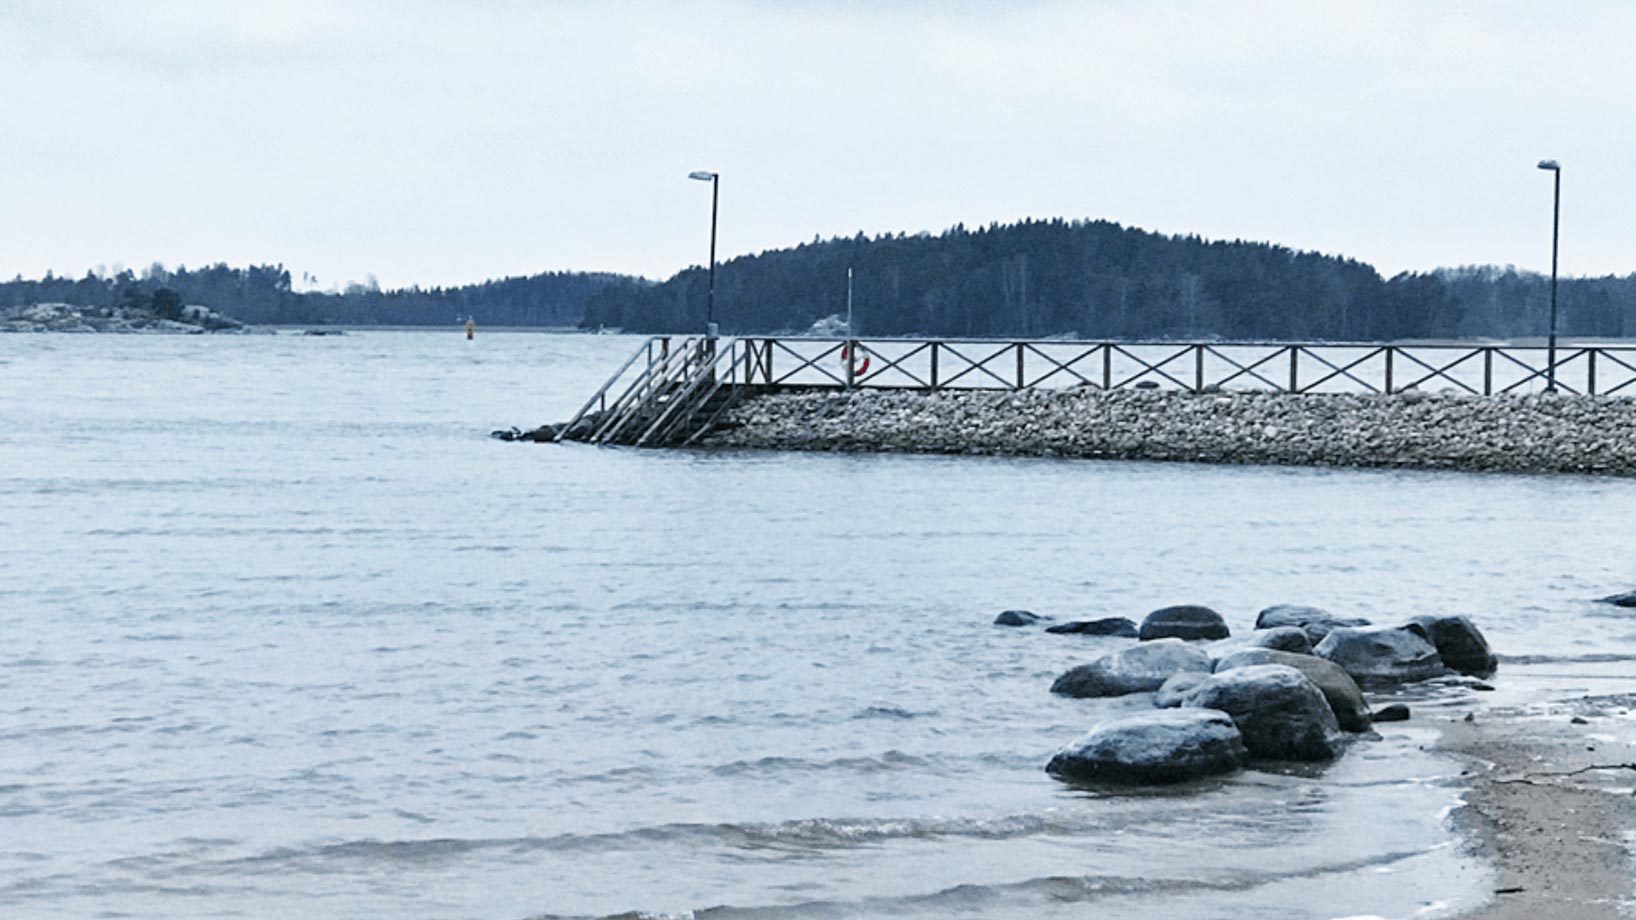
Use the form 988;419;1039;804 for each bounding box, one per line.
851;706;934;721
553;846;1445;919
191;812;1095;876
1498;652;1636;664
709;751;927;777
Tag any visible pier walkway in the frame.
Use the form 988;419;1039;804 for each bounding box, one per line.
554;336;1636;447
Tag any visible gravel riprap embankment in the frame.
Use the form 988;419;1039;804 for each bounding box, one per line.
703;387;1636;475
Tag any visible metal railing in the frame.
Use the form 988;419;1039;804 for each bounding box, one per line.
552;336;1636;448
556;336;770;445
736;337;1636;397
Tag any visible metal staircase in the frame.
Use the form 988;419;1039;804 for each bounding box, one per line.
554;336;749;447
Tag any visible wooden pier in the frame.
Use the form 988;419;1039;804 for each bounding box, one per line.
555;336;1636;446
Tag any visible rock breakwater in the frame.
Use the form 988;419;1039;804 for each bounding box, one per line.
705;387;1636;475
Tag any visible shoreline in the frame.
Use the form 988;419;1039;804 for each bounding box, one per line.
1439;691;1636;918
702;387;1636;476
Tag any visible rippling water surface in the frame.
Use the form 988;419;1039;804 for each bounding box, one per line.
4;331;1636;919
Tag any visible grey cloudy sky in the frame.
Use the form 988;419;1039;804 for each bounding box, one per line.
2;0;1632;289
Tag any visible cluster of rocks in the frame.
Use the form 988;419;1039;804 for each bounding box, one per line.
1;302;247;334
705;387;1636;475
995;603;1499;786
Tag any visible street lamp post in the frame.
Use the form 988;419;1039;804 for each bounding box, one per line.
1537;159;1561;392
688;170;719;339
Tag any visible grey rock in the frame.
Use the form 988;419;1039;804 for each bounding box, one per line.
1255;604;1370;645
1153;671;1209;708
1597;590;1636;608
1181;664;1344;761
994;610;1046;627
1372;703;1411;722
1049;638;1213;698
1046;708;1248;785
1212;648;1371;732
1045;616;1138;637
1245;625;1314;655
1139;605;1230;641
1407;614;1497;677
1314;625;1446;687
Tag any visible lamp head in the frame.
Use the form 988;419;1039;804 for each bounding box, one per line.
1537;159;1560;171
688;170;717;181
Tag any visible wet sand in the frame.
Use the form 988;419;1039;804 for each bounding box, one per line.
1440;692;1636;918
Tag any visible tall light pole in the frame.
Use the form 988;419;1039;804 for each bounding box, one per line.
1537;159;1561;391
688;170;719;338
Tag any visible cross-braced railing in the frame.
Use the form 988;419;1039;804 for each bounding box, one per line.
550;336;1636;449
733;337;1636;397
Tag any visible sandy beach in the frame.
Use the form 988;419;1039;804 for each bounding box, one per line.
1441;689;1636;918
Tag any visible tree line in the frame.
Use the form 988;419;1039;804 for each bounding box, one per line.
0;263;629;327
5;218;1632;340
581;218;1636;341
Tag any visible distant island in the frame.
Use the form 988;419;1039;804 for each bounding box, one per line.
0;266;629;331
5;218;1633;340
2;296;248;334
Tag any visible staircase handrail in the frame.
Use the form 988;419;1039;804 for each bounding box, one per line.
554;336;669;442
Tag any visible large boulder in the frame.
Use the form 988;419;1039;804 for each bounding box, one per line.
1255;605;1370;645
1045;617;1139;637
1139;605;1230;641
1213;648;1371;732
1046;709;1248;785
1407;615;1497;677
994;610;1046;627
1314;625;1446;687
1153;671;1210;708
1245;626;1314;655
1049;638;1213;698
1181;664;1344;761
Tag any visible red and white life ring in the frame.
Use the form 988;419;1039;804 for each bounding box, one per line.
840;342;870;377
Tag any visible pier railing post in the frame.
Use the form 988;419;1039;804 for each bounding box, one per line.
845;338;856;389
1015;342;1025;389
1288;346;1299;393
930;341;940;390
1483;347;1493;395
1385;347;1394;394
1194;345;1205;393
1589;348;1598;395
1102;344;1112;390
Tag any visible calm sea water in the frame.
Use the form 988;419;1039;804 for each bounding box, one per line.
4;330;1636;920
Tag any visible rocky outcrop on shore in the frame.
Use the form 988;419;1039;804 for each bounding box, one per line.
1;302;247;334
1031;601;1503;785
705;387;1636;475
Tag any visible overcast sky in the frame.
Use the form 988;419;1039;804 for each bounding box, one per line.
2;0;1632;290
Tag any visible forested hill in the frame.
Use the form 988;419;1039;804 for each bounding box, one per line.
0;264;632;327
6;218;1633;338
581;218;1636;341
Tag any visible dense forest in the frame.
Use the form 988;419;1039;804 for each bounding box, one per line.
5;218;1633;339
583;219;1636;341
0;263;628;327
